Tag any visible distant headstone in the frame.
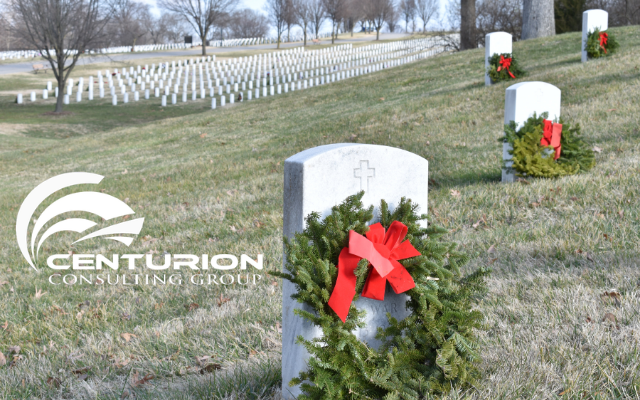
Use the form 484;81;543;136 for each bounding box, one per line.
282;144;429;399
582;10;608;62
485;32;513;86
502;82;561;182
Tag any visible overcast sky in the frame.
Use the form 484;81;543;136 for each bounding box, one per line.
141;0;449;36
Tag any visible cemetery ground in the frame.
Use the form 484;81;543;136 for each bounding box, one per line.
0;35;418;139
0;26;639;399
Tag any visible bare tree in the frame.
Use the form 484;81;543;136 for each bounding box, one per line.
342;0;359;36
476;0;521;44
384;0;399;32
309;0;326;37
229;8;270;38
145;12;187;44
284;0;296;41
415;0;438;31
399;0;416;32
521;0;554;39
587;0;640;26
585;0;640;26
108;0;151;48
158;0;238;55
295;0;314;45
365;0;394;39
323;0;347;43
460;0;475;49
266;0;287;47
163;13;191;43
12;0;110;112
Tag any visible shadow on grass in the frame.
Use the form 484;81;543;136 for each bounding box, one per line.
117;357;281;400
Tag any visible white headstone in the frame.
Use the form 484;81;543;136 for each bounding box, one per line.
282;143;429;399
485;32;513;86
112;95;117;106
221;96;226;106
582;10;608;62
63;94;69;104
502;82;561;182
30;92;36;102
16;93;23;104
42;89;48;99
211;97;216;109
161;95;167;106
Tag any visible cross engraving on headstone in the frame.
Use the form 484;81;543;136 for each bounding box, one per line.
354;160;375;191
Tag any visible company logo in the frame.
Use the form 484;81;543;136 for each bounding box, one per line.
16;172;144;271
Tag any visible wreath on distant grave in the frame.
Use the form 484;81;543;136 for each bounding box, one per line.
274;192;489;399
503;113;596;178
585;28;619;59
487;53;525;83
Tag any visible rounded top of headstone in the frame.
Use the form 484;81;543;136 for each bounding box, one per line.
505;81;560;96
285;143;427;167
486;32;512;39
583;9;608;16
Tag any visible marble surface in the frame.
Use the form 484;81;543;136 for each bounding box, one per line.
582;10;609;62
485;32;513;86
282;143;429;399
502;82;561;183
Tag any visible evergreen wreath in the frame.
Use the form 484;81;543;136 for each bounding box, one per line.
487;53;525;83
503;112;596;178
585;28;619;59
275;192;489;399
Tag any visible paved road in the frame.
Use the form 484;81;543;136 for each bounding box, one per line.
0;33;409;76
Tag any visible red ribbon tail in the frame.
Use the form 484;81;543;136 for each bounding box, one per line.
386;260;416;294
508;69;515;79
327;248;361;323
361;267;387;301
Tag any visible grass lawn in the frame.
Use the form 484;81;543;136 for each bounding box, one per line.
1;27;640;399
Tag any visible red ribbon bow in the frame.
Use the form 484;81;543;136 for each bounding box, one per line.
540;119;562;160
327;221;421;323
599;32;608;53
497;55;516;79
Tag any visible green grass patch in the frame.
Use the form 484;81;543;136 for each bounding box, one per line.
0;27;639;398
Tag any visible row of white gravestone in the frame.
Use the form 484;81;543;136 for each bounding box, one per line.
280;79;565;398
100;38;434;94
485;9;610;86
19;37;445;104
19;38;447;105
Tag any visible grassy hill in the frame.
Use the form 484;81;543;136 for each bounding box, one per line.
0;27;639;399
